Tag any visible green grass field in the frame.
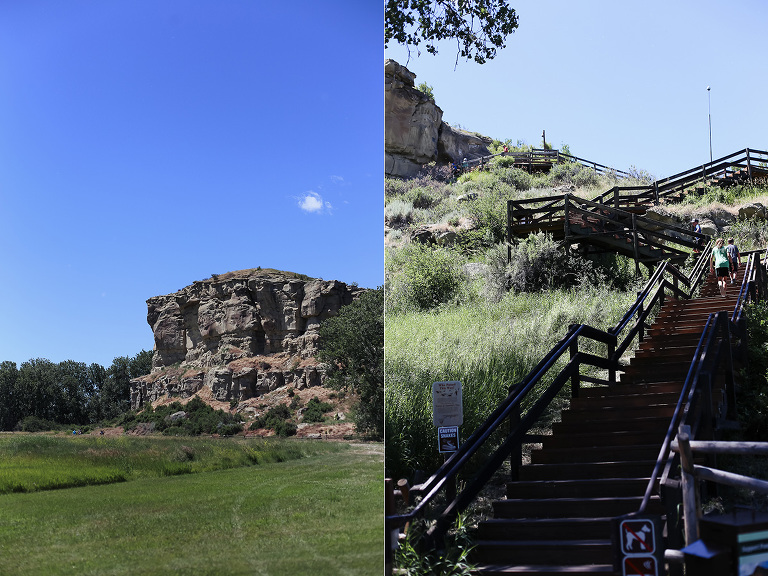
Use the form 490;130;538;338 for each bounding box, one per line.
0;436;383;576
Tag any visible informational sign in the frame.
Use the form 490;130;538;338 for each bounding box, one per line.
437;426;459;453
617;517;660;576
431;381;463;427
738;529;768;576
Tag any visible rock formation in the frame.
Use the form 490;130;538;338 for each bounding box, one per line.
129;269;363;410
385;59;492;178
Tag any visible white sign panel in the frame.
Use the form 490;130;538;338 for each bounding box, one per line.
432;381;463;427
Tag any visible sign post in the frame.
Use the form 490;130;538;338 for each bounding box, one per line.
432;381;463;502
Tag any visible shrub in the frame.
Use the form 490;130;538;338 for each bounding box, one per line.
466;183;516;243
405;186;438;210
727;217;768;252
385;199;414;228
482;234;620;298
302;397;334;423
548;162;600;188
126;397;243;436
394;513;475;576
252;404;297;437
489;155;518;169
385;176;411;199
386;244;466;313
497;166;533;191
506;233;608;292
16;415;60;433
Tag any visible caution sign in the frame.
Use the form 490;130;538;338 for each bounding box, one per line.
622;556;657;576
438;426;459;453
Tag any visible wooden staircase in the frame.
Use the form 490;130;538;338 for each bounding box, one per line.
566;209;687;266
472;268;741;575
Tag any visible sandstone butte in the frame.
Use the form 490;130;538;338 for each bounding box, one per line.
129;268;364;426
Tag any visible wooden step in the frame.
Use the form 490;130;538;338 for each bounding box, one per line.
542;430;665;449
474;562;614;575
578;381;682;397
530;444;660;464
474;538;612;565
570;391;680;408
518;460;656;481
492;495;660;518
560;403;674;421
552;416;671;435
506;478;650;499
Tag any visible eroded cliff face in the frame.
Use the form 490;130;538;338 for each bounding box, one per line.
129;269;362;409
385;59;492;178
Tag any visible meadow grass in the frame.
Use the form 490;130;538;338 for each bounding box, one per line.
0;435;344;494
385;286;637;478
0;441;383;576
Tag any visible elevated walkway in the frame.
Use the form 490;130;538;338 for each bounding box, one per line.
507;148;768;270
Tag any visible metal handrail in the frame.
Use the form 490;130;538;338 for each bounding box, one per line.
634;249;763;516
386;256;708;544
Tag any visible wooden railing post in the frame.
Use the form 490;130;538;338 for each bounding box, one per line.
747;148;753;184
677;425;700;545
385;478;396;576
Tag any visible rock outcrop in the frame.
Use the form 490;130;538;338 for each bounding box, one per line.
129;269;363;409
385;59;491;177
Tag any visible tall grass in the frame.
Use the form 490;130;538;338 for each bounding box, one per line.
385;285;637;479
0;435;342;494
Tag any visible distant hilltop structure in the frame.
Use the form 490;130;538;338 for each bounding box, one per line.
129;269;363;410
385;59;492;178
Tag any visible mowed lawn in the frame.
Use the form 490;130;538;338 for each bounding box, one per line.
0;442;383;576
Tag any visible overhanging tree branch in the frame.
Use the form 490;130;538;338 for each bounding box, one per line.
385;0;519;66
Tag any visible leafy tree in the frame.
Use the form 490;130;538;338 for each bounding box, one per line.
0;361;19;430
99;350;152;420
385;0;519;65
318;287;384;439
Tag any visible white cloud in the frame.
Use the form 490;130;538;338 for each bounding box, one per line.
299;191;332;214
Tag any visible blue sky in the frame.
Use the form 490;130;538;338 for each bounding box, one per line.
385;0;768;179
0;1;382;367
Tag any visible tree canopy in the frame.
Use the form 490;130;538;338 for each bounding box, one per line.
385;0;519;65
0;350;152;431
318;287;384;439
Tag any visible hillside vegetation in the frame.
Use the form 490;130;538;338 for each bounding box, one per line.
385;150;768;479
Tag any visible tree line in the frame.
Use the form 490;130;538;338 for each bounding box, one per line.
0;350;152;431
